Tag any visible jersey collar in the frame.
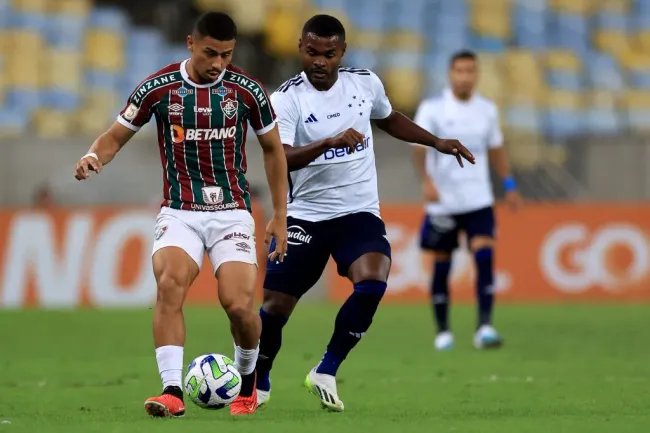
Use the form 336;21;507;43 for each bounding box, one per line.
444;88;476;105
180;59;228;88
301;70;342;92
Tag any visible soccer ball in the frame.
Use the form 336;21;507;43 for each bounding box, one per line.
183;354;241;409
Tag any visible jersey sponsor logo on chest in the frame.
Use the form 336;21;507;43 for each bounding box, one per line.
194;106;212;115
172;125;236;142
323;136;371;161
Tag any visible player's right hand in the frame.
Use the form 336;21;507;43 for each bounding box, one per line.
327;128;365;153
74;153;103;180
266;214;288;262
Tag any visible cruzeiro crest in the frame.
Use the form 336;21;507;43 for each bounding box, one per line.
220;98;238;119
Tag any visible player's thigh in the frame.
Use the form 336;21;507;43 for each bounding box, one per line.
464;206;496;251
331;212;392;282
152;209;204;303
263;217;331;299
203;210;258;309
419;213;459;254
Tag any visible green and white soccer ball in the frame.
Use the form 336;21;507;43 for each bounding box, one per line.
183;354;241;409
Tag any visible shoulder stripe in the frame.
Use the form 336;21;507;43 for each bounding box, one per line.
277;74;303;93
129;71;182;105
223;71;270;110
339;67;371;76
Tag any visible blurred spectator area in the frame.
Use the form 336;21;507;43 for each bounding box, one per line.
0;0;649;187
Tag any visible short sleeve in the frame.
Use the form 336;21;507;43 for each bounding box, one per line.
248;81;277;136
117;85;155;132
269;91;298;146
369;72;393;120
488;105;504;148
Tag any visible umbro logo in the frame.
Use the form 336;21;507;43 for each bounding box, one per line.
304;113;318;124
169;103;184;116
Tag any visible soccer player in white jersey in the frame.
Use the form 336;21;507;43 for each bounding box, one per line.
253;15;474;411
412;50;522;351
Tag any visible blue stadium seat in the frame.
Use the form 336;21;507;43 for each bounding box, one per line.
584;52;624;91
4;88;40;113
46;13;86;50
9;9;48;33
380;51;420;69
470;35;507;52
0;108;28;133
346;0;385;31
0;0;9;29
585;107;622;134
344;49;379;70
549;12;589;56
629;71;650;89
546;70;582;91
636;14;650;29
513;5;547;51
165;44;190;65
512;0;548;8
88;7;128;32
423;53;449;94
386;0;426;33
505;104;542;134
85;70;120;92
126;28;164;74
595;11;629;30
545;109;583;139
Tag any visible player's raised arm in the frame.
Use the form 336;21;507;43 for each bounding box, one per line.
368;74;475;167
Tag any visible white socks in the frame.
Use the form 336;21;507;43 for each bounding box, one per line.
156;345;183;389
234;344;259;375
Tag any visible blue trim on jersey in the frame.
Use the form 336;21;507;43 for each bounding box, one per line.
277;74;304;93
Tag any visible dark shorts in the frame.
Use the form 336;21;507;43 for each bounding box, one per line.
420;206;495;253
264;212;391;298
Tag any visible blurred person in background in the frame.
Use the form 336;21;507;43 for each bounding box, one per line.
412;50;522;351
73;12;288;417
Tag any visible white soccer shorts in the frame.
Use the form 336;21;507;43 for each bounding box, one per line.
152;207;257;273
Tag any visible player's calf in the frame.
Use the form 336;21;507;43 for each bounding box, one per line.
216;261;261;415
255;291;297;404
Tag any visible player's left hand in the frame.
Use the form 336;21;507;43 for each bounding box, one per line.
266;214;288;262
505;190;523;212
434;139;475;167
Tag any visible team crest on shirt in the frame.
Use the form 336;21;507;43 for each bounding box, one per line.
220;99;238;119
154;225;167;241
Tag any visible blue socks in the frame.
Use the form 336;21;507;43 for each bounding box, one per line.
316;280;387;376
256;308;288;391
475;248;495;327
431;260;452;332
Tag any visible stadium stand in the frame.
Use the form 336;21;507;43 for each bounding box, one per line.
0;0;649;163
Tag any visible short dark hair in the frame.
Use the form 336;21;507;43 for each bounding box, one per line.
450;49;477;67
302;14;346;41
193;12;237;41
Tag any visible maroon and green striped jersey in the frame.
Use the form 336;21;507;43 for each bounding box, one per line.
117;60;276;212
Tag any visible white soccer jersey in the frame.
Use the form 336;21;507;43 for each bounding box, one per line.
414;88;503;215
270;68;393;222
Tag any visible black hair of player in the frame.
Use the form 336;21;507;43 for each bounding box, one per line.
302;14;346;42
449;50;477;68
193;12;237;41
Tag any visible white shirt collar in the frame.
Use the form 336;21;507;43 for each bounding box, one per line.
444;88;477;105
301;70;343;93
180;59;227;88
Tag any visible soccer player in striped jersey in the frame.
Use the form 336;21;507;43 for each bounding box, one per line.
74;12;288;417
254;15;474;411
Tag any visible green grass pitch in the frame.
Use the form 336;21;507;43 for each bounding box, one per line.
1;304;648;433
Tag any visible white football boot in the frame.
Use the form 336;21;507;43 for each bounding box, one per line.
304;368;344;412
434;331;454;351
473;324;503;349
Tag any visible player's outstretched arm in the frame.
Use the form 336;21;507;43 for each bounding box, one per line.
74;122;136;180
374;111;476;167
257;125;289;261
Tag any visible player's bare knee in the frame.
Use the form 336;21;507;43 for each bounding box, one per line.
470;236;494;252
223;302;254;326
433;251;452;262
262;290;297;316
